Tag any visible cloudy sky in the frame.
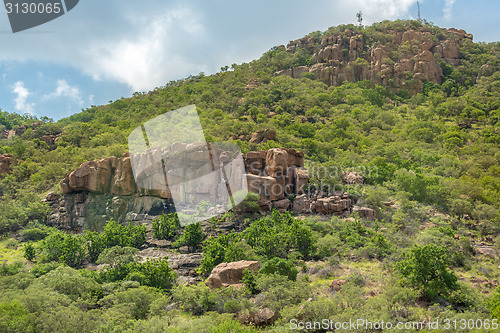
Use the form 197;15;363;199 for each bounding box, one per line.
0;0;499;120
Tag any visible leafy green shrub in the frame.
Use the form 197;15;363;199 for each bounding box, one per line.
152;213;180;240
102;219;146;249
23;242;35;261
0;262;23;276
171;284;221;315
0;301;30;333
175;222;203;252
490;286;500;319
244;210;315;259
255;274;310;312
199;232;239;275
39;232;85;268
36;266;103;302
395;244;459;299
447;282;479;311
259;257;298;281
30;262;61;278
242;269;258;295
232;191;260;214
211;318;257;333
103;286;161;320
83;231;106;263
19;227;49;241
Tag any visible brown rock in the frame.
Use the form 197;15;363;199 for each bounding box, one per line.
353;206;377;220
291;66;310;79
111;157;137;195
265;148;288;178
343;171;363;185
245;151;267;175
206;260;259;290
292;194;310;213
67;159;113;193
249;129;276;144
475;245;497;258
251;308;279;327
330;279;347;291
0;154;14;177
273;198;291;212
247;174;280;201
295;167;308;195
45;192;59;201
442;39;460;59
285;148;304;167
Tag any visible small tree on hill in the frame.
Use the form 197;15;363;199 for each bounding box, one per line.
395;244;458;300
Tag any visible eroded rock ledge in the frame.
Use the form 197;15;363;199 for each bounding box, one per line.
48;147;356;231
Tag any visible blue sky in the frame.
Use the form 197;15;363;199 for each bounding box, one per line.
0;0;499;120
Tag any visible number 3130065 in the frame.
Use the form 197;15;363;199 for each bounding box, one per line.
5;2;62;14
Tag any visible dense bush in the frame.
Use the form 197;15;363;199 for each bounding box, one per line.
175;222;203;252
259;257;298;281
199;210;315;274
395;244;459;299
152;213;180;240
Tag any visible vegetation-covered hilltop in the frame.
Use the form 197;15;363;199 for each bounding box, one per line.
1;20;500;332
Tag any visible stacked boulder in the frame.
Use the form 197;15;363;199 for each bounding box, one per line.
50;147;354;231
278;27;473;94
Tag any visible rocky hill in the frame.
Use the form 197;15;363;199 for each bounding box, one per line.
0;20;499;332
277;26;473;94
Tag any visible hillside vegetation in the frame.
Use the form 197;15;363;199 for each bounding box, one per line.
0;20;500;332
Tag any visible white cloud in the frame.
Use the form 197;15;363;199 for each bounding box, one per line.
12;81;35;115
44;79;83;106
82;7;207;92
443;0;456;21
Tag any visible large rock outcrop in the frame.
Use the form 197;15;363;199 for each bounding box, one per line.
52;147;354;231
206;260;259;290
278;27;473;94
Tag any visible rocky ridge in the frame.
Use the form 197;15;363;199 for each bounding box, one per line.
277;27;473;94
47;147;356;231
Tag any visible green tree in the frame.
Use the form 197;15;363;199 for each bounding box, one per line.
395;244;458;299
152;213;180;240
176;222;203;252
23;242;36;262
259;257;298;281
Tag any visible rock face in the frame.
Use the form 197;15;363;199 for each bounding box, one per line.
0;154;14;178
248;129;276;144
352;206;377;221
343;171;364;185
61;154;136;196
206;260;259;290
278;27;473;94
312;194;352;215
52;147;353;231
45;192;175;232
240;308;279;327
1;125;27;140
330;279;347;291
244;148;306;202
